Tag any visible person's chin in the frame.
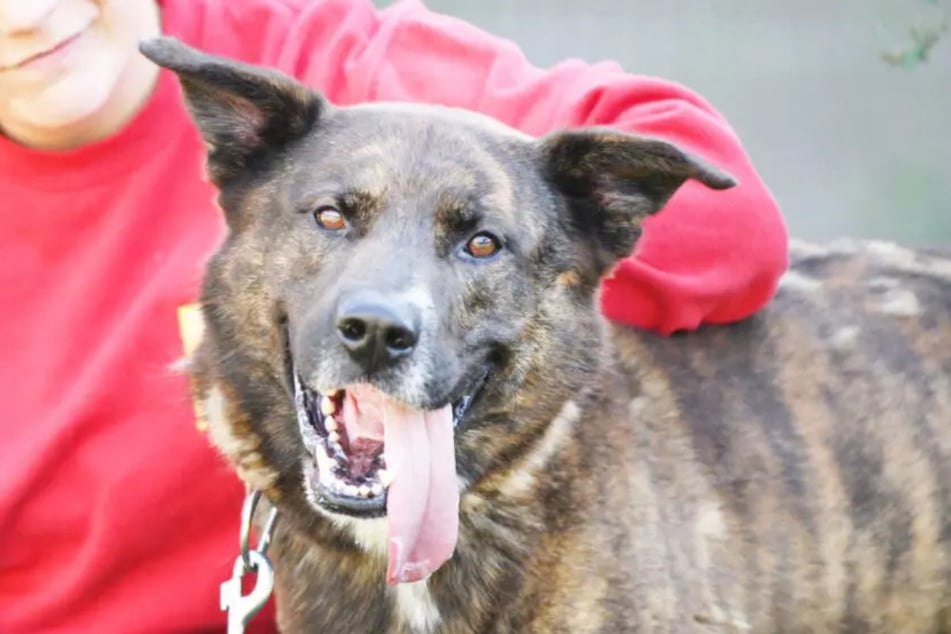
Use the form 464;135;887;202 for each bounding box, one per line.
15;68;118;137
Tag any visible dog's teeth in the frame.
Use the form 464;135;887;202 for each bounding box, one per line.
345;484;360;497
378;469;394;488
320;397;335;417
358;485;371;498
314;445;332;472
325;415;338;432
370;483;383;497
328;430;340;444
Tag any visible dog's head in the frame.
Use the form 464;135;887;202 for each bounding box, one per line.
142;38;735;585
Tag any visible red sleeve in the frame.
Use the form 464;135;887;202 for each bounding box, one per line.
276;0;789;334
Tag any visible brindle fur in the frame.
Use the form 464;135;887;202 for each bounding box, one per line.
141;38;951;633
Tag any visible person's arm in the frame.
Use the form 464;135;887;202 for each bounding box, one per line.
278;0;789;334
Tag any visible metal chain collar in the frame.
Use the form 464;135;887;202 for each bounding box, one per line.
220;489;280;634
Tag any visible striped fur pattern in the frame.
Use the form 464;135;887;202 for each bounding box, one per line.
602;238;951;632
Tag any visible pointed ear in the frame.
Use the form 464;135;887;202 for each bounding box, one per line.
139;36;324;185
540;128;737;274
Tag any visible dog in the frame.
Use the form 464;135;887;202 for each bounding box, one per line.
140;38;951;633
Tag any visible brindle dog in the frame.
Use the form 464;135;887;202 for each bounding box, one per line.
141;38;951;634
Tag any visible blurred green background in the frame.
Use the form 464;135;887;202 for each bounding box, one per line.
373;0;951;246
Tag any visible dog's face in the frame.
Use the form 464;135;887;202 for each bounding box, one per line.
141;38;735;585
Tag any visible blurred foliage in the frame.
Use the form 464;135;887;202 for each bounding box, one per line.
880;0;947;67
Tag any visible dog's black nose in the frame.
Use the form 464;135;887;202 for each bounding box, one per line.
335;290;420;373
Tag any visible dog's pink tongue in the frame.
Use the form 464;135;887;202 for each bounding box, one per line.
382;402;459;585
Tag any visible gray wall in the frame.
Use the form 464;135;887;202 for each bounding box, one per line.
374;0;951;246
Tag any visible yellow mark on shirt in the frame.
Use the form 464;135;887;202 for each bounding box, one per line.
177;302;208;433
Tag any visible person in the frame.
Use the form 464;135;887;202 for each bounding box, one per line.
0;0;788;632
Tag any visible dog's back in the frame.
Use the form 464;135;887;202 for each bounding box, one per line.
591;238;951;632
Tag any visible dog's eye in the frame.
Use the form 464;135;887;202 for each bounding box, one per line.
313;206;346;231
464;232;502;259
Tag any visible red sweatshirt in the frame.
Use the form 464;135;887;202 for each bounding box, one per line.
0;0;787;632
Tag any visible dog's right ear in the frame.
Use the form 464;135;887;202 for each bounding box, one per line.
139;37;324;186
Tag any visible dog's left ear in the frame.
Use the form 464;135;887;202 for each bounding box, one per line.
540;129;737;274
139;36;323;186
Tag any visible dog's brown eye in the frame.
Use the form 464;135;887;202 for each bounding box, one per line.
465;232;502;259
314;206;346;231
